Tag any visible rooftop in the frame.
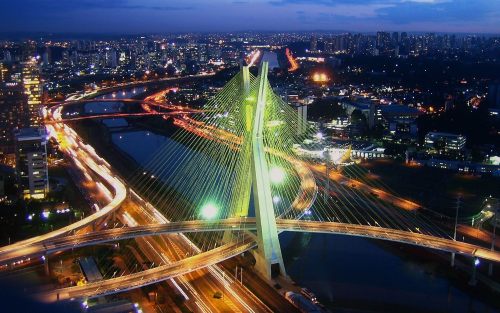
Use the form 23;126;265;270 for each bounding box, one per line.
14;127;47;141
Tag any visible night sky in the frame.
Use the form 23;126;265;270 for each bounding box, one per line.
1;0;499;34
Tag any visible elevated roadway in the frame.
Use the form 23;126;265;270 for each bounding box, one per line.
26;218;500;301
4;218;499;270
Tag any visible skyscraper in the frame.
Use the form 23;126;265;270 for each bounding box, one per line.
310;35;318;52
0;62;8;82
488;80;500;109
0;82;29;152
15;127;49;200
22;58;42;126
324;40;333;54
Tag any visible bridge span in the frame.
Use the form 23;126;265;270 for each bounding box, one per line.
6;219;500;263
3;218;499;273
26;218;500;301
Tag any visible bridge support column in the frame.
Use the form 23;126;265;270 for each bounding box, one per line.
222;65;253;245
250;62;286;280
469;258;478;286
43;253;49;275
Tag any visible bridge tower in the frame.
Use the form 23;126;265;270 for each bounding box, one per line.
245;62;287;280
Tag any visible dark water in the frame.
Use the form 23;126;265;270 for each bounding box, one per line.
85;101;123;114
86;96;499;313
96;86;147;100
84;86;147;113
280;232;498;313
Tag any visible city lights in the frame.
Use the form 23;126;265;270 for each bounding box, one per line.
269;167;286;184
312;72;329;83
201;203;218;219
0;6;497;310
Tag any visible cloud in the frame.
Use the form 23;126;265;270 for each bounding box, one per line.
269;0;450;5
380;0;497;23
0;0;498;34
4;0;193;12
270;0;499;26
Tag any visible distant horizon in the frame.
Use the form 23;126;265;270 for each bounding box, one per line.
0;29;499;41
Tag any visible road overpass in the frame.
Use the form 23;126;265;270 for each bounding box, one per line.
40;235;256;302
3;218;499;269
23;217;499;301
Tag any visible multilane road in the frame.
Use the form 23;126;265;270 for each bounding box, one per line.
25;218;500;301
3;218;499;272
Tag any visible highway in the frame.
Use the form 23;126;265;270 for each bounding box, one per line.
50;97;270;312
121;194;271;313
23;217;500;301
309;163;420;211
2;75;495;307
0;116;127;257
3;217;499;273
42;82;272;311
45;111;195;124
39;236;256;302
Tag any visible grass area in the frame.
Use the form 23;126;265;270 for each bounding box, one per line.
342;159;499;218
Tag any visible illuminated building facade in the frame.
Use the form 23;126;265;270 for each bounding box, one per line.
424;132;466;155
0;82;29;152
0;63;8;82
22;58;42;126
15;128;49;200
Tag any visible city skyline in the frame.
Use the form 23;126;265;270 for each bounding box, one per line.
0;2;499;312
1;0;499;34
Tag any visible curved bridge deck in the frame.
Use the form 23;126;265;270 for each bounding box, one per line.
28;218;499;301
3;219;499;265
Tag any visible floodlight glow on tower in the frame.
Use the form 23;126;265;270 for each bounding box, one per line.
269;167;286;184
201;203;218;219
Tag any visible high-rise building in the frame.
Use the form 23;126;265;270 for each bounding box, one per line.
0;82;29;152
3;51;12;63
376;32;392;54
334;35;346;52
310;35;318;52
324;41;333;54
488;80;500;109
106;48;118;68
392;32;399;44
0;63;8;82
21;41;36;61
15;127;49;200
42;47;51;66
22;58;42;126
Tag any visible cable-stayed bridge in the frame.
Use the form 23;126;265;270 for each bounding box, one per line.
1;63;498;304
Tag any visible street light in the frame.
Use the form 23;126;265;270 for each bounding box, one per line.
470;257;479;286
269;167;286;184
272;196;281;204
201;203;218;219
